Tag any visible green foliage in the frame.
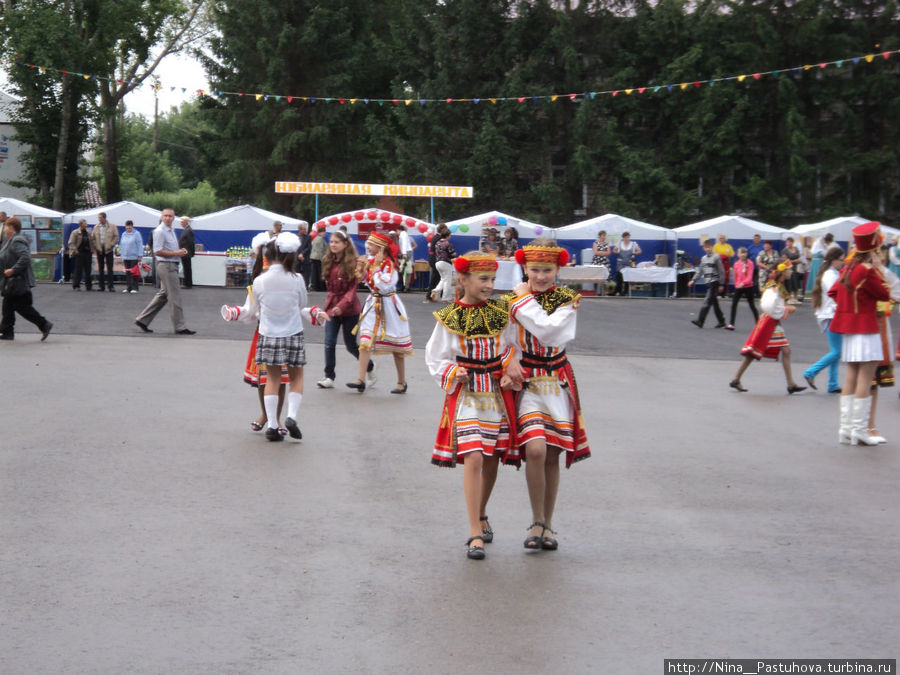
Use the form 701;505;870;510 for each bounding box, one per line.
134;180;220;216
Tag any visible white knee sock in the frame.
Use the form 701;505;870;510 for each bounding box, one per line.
287;392;302;420
264;395;279;429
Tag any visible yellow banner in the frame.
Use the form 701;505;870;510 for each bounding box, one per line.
275;181;474;199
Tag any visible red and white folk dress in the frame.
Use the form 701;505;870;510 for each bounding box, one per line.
425;299;519;467
507;286;591;467
356;257;414;356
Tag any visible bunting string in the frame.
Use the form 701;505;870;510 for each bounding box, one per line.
7;48;899;107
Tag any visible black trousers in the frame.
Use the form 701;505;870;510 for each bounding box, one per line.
123;258;139;292
697;285;725;325
310;259;323;291
97;250;115;289
0;290;49;336
182;256;193;288
729;287;759;326
73;252;93;289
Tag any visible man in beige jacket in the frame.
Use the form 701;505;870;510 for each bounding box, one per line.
91;211;119;292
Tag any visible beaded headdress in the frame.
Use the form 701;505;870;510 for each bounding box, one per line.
515;244;569;267
366;231;393;249
454;251;499;274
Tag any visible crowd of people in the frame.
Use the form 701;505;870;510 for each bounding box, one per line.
4;208;898;558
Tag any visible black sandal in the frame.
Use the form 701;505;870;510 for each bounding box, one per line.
541;527;558;551
524;521;545;550
390;382;408;394
466;535;485;560
479;516;493;544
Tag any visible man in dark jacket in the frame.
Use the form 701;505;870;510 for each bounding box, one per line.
0;217;52;341
178;216;196;288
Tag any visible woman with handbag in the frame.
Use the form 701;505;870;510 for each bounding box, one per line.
0;217;53;341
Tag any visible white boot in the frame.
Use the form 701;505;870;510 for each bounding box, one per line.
850;397;878;446
838;395;854;444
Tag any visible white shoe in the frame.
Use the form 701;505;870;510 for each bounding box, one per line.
867;429;887;444
122;289;129;293
316;377;334;389
365;361;378;388
129;290;138;294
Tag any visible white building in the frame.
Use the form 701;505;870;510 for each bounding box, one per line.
0;88;29;201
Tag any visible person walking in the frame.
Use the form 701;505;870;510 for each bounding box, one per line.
134;208;195;335
0;217;52;341
346;231;413;394
429;224;456;303
729;262;806;395
91;211;119;292
688;239;726;328
308;225;328;291
317;230;374;389
119;220;144;294
802;247;845;393
68;219;95;291
178;216;195;289
726;247;759;330
507;241;591;553
425;251;519;560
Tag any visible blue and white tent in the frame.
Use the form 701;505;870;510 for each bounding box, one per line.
673;215;786;263
555;214;677;267
63;201;162;247
191;204;305;252
443;211;547;254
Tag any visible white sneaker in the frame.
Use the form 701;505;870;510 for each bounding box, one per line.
317;377;334;389
365;361;378;388
129;290;138;294
122;289;129;293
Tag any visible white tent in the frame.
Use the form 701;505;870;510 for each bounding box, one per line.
63;201;163;244
0;197;64;219
674;215;787;263
556;213;677;264
790;216;871;244
444;211;546;238
191;204;305;251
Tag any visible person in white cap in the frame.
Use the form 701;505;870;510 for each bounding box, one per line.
224;231;328;441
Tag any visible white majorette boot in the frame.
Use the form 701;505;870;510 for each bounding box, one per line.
850;397;879;446
838;395;854;444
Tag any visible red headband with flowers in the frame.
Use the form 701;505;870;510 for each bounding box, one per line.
454;252;499;274
515;244;569;267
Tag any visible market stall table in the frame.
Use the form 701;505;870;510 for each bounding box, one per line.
620;266;677;297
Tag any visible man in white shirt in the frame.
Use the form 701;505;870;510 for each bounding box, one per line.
134;208;195;335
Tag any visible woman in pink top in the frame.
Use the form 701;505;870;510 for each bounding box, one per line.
726;247;759;330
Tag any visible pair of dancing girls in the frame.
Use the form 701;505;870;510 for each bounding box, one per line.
425;241;590;560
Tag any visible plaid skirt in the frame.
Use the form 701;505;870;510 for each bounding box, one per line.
256;332;307;367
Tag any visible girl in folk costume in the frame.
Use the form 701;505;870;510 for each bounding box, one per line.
223;232;328;442
828;222;894;445
425;252;520;561
507;240;591;552
222;232;290;434
865;263;900;442
729;261;807;394
347;231;414;394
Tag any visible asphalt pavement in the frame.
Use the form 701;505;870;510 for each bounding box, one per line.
1;284;897;674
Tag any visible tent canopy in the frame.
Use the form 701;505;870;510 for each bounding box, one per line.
63;200;161;226
62;201;163;244
0;197;64;219
673;215;785;240
444;211;546;238
556;213;677;265
790;216;871;243
674;215;787;265
190;204;304;251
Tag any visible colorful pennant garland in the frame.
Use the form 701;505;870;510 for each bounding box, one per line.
8;48;899;107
